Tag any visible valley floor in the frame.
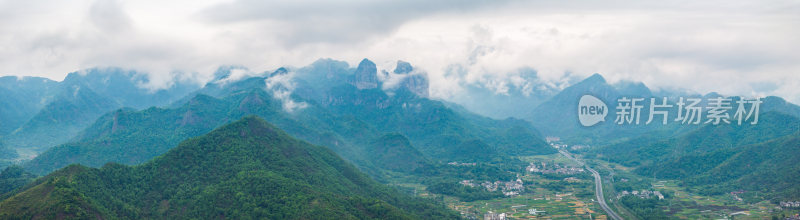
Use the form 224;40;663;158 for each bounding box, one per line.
391;146;800;220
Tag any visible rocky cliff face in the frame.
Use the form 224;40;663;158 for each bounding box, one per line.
348;59;427;96
394;60;429;98
394;60;413;74
269;67;288;77
351;58;379;89
401;74;429;98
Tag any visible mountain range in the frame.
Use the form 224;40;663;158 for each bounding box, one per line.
446;67;559;119
593;112;800;200
20;58;554;180
0;58;799;217
0;68;198;158
527;73;800;145
0;116;459;219
521;72;800;202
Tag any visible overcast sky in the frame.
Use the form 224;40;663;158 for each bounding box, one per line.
1;0;799;103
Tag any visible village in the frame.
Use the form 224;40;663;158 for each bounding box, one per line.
448;161;477;166
781;201;800;208
616;190;665;200
438;137;800;220
459;178;525;196
526;161;585;175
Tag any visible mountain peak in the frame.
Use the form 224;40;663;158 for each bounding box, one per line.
614;80;652;97
762;96;800;118
358;58;375;67
270;67;289;77
764;95;787;103
352;58;378;89
703;92;723;99
394;60;413;74
2;115;459;219
582;73;607;84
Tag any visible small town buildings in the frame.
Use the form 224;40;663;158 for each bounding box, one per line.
484;211;506;220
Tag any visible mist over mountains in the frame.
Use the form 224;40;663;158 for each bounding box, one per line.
1;117;459;219
0;57;798;219
1;58;798;165
0;68;198;159
2;0;798;218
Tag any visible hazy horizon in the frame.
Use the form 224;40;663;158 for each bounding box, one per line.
2;0;799;103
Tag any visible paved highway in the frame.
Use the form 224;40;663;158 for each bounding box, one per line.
559;150;623;220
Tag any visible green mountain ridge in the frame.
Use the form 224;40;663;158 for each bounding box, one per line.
0;68;198;158
0;116;459;219
24;89;369;176
0;76;59;135
602;112;799;170
684;133;800;200
0;165;35;196
527;73;662;145
3;84;119;152
26;59;555;177
368;134;430;173
598;112;800;201
324;84;554;162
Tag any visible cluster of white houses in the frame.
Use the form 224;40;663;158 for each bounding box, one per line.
447;161;477;166
483;211;506;220
781;201;800;208
459;178;525;196
526;162;585;175
616;190;665;200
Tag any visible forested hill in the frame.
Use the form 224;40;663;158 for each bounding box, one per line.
597;112;800;201
0;116;459;219
24;59;556;176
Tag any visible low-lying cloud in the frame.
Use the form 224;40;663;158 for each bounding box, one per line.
0;0;798;104
264;71;307;112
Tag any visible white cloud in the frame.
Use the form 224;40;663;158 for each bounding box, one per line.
264;71;307;112
214;68;258;85
0;0;798;104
